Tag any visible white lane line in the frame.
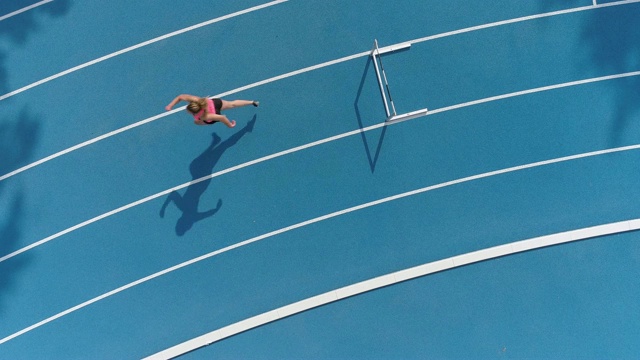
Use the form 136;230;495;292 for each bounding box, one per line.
3;143;640;346
0;51;368;183
3;0;637;103
409;0;640;46
145;219;640;360
0;108;183;182
427;70;640;116
2;0;638;182
3;66;638;184
0;0;52;22
2;68;640;264
0;0;288;102
0;123;381;264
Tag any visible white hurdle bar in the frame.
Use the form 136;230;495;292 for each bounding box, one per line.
370;40;428;123
375;41;412;55
386;108;429;124
371;40;411;118
371;40;392;118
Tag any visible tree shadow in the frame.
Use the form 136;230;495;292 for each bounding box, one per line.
537;0;587;13
0;190;31;315
354;56;388;173
0;108;38;314
160;116;256;236
536;2;640;146
580;6;640;145
0;0;71;44
0;0;72;95
0;1;69;310
0;51;6;99
0;108;41;180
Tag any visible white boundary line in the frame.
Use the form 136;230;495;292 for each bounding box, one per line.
145;218;640;359
1;0;639;182
0;0;288;101
3;143;640;346
2;69;640;264
0;0;52;22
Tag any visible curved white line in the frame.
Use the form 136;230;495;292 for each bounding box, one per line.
0;51;368;183
1;0;638;182
2;143;640;346
2;69;640;264
427;71;640;116
4;0;637;103
0;0;288;102
0;123;380;264
1;0;638;351
0;0;52;22
409;0;640;46
145;218;640;359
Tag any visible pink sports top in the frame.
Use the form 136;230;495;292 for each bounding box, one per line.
193;98;216;123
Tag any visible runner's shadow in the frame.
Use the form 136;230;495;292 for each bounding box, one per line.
160;116;256;236
354;56;388;173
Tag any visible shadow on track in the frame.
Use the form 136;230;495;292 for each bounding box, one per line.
0;191;31;317
538;1;640;146
160;116;256;236
0;0;71;312
580;5;640;145
0;0;71;95
354;56;388;173
0;107;39;315
0;108;40;179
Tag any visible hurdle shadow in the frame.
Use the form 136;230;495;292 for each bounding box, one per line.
354;56;388;174
160;116;256;236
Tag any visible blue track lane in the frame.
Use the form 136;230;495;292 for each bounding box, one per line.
2;0;640;358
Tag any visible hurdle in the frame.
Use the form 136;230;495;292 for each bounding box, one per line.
371;39;428;123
